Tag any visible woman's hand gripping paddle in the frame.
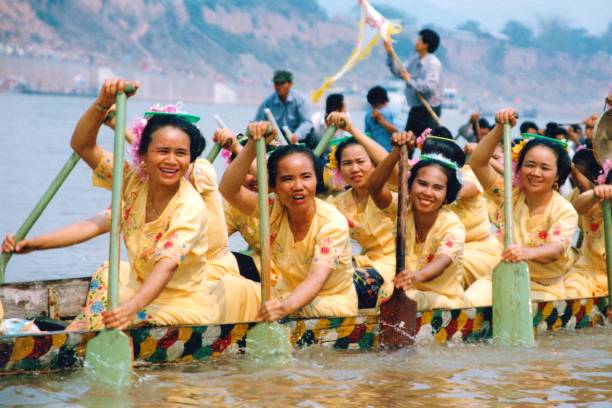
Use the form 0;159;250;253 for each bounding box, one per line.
245;135;292;358
380;144;418;349
85;86;135;386
206;114;232;163
492;123;534;346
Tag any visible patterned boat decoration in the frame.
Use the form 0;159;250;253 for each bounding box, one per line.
0;277;608;374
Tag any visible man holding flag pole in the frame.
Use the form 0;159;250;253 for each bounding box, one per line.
384;29;444;136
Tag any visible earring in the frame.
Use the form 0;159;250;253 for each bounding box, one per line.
554;179;559;190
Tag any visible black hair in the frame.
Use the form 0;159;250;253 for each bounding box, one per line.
478;117;491;130
519;121;539;134
419;29;440;53
366;85;389;106
325;93;344;116
421;127;466;167
138;115;206;162
515;138;572;187
407;160;461;205
544;122;567;139
570;124;582;133
267;144;325;194
572;149;601;185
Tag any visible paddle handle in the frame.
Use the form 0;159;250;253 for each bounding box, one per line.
256;138;272;303
502;123;514;248
0;152;80;282
204;115;229;163
388;46;441;126
108;90;128;309
313;125;338;157
395;145;409;274
264;108;290;145
603;200;612;308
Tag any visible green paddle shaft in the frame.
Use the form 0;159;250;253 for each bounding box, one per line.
264;108;290;145
603;200;612;308
0;152;80;282
502;124;514;248
313;125;338;157
256;138;271;303
206;115;230;163
108;90;128;308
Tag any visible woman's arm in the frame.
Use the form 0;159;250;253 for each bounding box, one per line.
70;79;138;169
102;258;178;330
219;123;272;215
256;264;332;321
2;211;110;254
394;254;452;290
502;243;564;264
570;165;594;193
572;185;612;215
469;108;517;190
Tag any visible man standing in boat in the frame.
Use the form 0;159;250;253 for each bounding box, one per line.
384;29;443;137
255;70;315;148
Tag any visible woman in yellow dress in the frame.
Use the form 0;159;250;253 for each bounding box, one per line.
323;112;398;308
368;132;467;311
65;78;217;330
564;178;611;298
420;129;502;287
465;108;577;306
215;122;358;323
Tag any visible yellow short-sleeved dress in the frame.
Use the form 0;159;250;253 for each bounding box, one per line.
565;203;608;298
67;152;217;330
465;177;578;306
190;159;239;282
382;193;467;311
214;197;358;323
451;165;502;287
326;190;395;305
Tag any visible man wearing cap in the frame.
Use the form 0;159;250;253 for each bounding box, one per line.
384;28;443;138
255;70;315;147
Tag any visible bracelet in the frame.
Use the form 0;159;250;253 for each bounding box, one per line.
93;102;110;113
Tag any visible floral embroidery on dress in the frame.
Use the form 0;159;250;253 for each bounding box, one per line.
538;230;548;240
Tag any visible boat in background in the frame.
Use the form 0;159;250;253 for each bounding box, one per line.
0;276;607;374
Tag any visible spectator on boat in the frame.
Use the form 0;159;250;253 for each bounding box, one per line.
520;120;539;135
311;93;349;146
325;112;403;308
419;128;502;288
582;114;598;145
65;78;218;330
566;124;583;147
368;132;466;311
384;28;443;138
564;173;612;298
464;108;578;307
458;112;491;143
255;70;315;148
215;122;357;322
364;85;402;151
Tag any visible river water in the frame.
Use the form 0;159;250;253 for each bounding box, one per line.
0;94;610;406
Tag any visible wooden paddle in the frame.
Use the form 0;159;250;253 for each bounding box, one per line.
386;43;442;127
492;123;534;346
0;152;80;283
245;134;292;357
380;144;418;349
85;86;135;385
205;114;232;163
264;108;291;145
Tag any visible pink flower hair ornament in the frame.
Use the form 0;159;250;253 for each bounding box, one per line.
597;159;612;185
416;128;431;149
130;102;201;179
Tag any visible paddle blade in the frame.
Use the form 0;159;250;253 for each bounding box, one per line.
246;322;293;359
492;261;534;346
85;329;133;386
380;290;417;350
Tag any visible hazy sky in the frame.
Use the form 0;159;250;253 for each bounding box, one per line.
320;0;611;35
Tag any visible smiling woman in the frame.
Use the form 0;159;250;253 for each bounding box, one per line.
465;108;578;307
215;121;357;323
64;78;218;330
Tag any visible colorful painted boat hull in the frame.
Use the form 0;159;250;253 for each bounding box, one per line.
0;278;608;374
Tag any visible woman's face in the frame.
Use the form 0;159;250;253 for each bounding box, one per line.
144;126;191;187
410;164;448;214
518;146;558;194
243;159;258;192
274;153;317;211
339;144;374;190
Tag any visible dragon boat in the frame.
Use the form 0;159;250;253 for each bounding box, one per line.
0;276;608;375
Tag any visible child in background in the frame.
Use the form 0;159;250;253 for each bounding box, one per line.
364;85;402;152
311;93;348;144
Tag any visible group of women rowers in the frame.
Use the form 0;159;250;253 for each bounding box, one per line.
1;79;610;331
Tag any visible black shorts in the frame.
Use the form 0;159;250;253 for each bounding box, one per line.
232;251;261;282
405;105;442;137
